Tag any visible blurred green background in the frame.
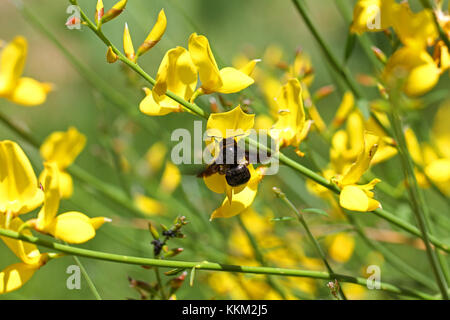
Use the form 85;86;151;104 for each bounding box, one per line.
0;0;449;300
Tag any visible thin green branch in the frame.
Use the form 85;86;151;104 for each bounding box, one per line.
236;216;288;299
388;94;449;299
0;228;436;300
72;256;102;300
273;188;347;300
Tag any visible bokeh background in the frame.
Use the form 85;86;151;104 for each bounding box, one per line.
1;0;449;299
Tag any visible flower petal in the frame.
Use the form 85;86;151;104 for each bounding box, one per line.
47;211;96;244
37;162;60;231
0;262;38;294
40;127;86;169
341;133;380;185
0;215;41;264
0;36;27;96
0;140;44;215
188;33;222;92
206;105;255;139
339;185;381;212
217;67;254;94
7;77;51;107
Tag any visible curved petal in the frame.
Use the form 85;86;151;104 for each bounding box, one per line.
47;211;96;244
0;216;41;265
139;91;181;116
217;67;254;94
0;262;38;294
341;133;380;185
206;105;255;139
339;185;381;212
0;140;44;215
7;77;51;107
210;182;258;220
0;36;27;96
40;127;86;169
37;163;60;231
188;33;222;92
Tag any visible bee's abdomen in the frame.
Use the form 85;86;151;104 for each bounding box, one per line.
225;164;251;187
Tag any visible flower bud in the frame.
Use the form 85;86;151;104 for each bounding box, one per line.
137;9;167;57
371;46;387;64
123;23;135;60
95;0;104;25
148;222;159;240
106;46;118;63
101;0;128;24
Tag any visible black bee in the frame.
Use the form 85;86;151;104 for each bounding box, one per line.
197;137;251;187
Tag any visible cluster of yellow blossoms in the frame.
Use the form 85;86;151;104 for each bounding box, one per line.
351;0;449;96
0;128;109;294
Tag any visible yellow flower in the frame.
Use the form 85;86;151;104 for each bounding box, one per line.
335;133;382;212
140;47;197;116
327;233;355;263
33;162;109;244
383;46;441;96
39;127;86;198
405;102;450;196
269;78;312;155
203;106;265;219
0;140;44;218
0;36;51;106
0;215;51;294
188;33;254;94
350;0;397;34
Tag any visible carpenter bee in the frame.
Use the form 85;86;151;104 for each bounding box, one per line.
197;137;252;187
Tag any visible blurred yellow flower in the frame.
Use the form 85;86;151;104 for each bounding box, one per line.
383;46;441;96
33;162;109;244
0;36;51;106
270;78;312;156
405;102;450;196
350;0;397;34
146;141;168;173
392;3;438;49
188;33;254;95
0;140;44;219
160;161;181;194
140;47;197;116
39;127;86;198
133;193;165;216
327;233;355;263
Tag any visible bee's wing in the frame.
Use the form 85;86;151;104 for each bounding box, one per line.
197;162;221;178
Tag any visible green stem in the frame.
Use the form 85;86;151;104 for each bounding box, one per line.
72;256;102;300
273;188;347;300
236;216;288;299
345;213;438;292
0;228;435;300
388;96;449;299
